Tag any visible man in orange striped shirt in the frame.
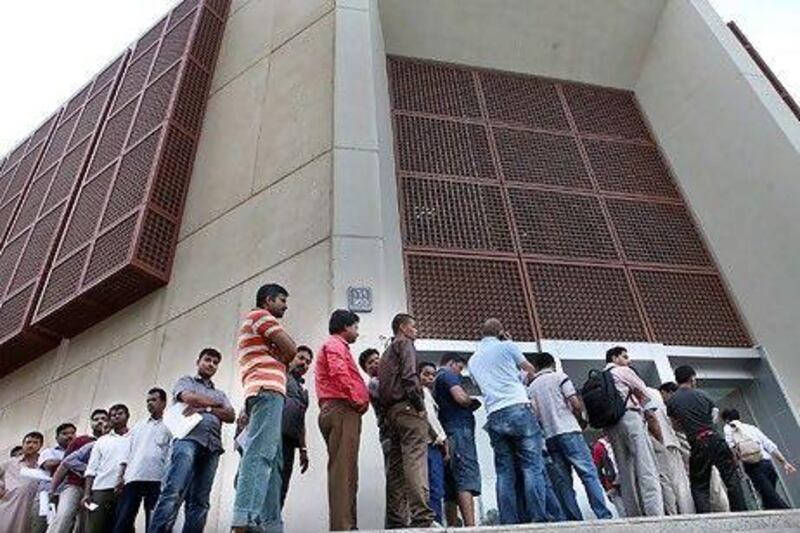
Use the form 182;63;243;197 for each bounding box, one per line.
232;284;298;533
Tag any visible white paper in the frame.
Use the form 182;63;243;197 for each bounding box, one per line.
38;492;50;516
163;402;203;439
85;501;99;511
21;467;52;482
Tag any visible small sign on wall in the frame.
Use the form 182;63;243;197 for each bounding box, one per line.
347;286;373;313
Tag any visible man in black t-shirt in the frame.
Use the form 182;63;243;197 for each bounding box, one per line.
666;365;748;513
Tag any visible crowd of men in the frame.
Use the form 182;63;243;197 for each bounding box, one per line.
1;283;796;532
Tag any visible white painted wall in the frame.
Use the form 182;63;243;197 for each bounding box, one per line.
635;0;800;415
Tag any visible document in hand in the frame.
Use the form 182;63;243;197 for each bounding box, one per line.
163;401;203;439
20;467;52;482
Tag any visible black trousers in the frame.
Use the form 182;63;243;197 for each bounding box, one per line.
280;438;298;508
113;480;161;532
744;460;789;510
689;434;749;513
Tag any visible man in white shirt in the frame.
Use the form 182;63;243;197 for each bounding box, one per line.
419;361;448;525
114;389;170;532
83;404;130;533
721;409;796;509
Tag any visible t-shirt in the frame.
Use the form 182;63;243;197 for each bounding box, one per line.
434;369;475;433
467;337;528;414
526;368;580;439
666;387;716;443
238;308;287;398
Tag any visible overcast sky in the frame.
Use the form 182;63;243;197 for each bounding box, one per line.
0;0;797;155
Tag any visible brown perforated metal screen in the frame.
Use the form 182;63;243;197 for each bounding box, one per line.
0;0;229;376
389;56;751;346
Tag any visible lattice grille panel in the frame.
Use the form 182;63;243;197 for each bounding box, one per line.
563;84;651;140
480;70;569;131
388;57;481;119
584;139;678;198
495;128;591;189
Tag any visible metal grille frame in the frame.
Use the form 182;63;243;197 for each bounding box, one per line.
389;56;752;346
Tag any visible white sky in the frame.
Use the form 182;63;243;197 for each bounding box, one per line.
0;0;798;156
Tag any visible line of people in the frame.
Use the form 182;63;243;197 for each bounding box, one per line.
2;282;796;532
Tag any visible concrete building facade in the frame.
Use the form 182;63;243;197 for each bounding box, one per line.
0;0;799;530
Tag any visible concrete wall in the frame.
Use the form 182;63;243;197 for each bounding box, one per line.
378;0;666;89
635;0;800;417
0;1;336;530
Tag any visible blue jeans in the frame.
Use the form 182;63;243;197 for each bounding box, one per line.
543;452;567;522
428;445;445;524
485;404;547;524
547;432;613;520
149;439;220;533
233;390;285;532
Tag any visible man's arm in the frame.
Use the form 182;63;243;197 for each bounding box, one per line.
210;394;236;424
567;395;588;429
38;450;61;473
645;410;664;444
253;312;296;365
83;444;102;505
511;343;536;380
755;427;797;474
399;341;424;411
325;345;368;412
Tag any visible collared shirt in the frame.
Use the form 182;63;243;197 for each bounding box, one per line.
173;375;232;453
604;363;651;410
423;387;446;445
724;421;778;460
378;337;424;411
527;368;581;439
62;435;95;487
468;337;528;414
238;308;287;398
315;335;369;407
123;418;171;483
86;432;130;491
282;371;309;443
36;445;65;492
644;387;680;449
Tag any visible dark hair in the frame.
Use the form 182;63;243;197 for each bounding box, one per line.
10;445;22;457
674;365;696;384
605;346;627;363
440;352;466;366
391;313;415;335
198;347;222;362
418;361;436;374
24;431;44;443
90;408;109;420
721;408;741;423
358;348;380;372
296;345;314;360
109;404;130;417
532;352;556;370
56;423;76;437
329;309;359;334
658;382;678;394
148;388;168;403
256;283;288;308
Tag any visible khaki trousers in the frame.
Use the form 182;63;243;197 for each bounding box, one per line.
319;400;362;531
47;484;84;533
384;402;435;528
652;439;695;515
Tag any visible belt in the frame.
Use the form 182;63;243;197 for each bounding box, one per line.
695;428;715;441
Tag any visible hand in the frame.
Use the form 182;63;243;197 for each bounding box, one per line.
442;440;450;463
784;462;797;475
80;496;92;509
114;478;124;496
299;449;309;473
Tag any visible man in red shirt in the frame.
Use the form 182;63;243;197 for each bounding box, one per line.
315;309;369;531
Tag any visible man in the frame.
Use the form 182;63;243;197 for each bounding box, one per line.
419;361;447;525
433;353;481;527
721;408;796;509
232;283;297;533
33;423;76;532
10;446;23;458
150;347;235;533
603;346;664;517
527;352;611;521
0;432;43;533
666;365;748;513
47;409;109;533
646;385;694;515
467;318;546;524
378;313;436;529
83;404;130;533
359;347;395;527
280;346;313;508
316;309;369;531
114;388;170;531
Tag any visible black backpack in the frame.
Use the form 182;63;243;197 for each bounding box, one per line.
581;368;630;429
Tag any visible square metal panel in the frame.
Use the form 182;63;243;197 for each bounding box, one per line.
33;0;229;342
508;188;618;260
584;139;678;198
494;128;592;189
607;198;713;267
562;84;651;141
527;262;647;342
634;269;751;347
388;57;481;119
394;114;496;179
479;70;569;131
401;175;513;253
407;254;536;341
